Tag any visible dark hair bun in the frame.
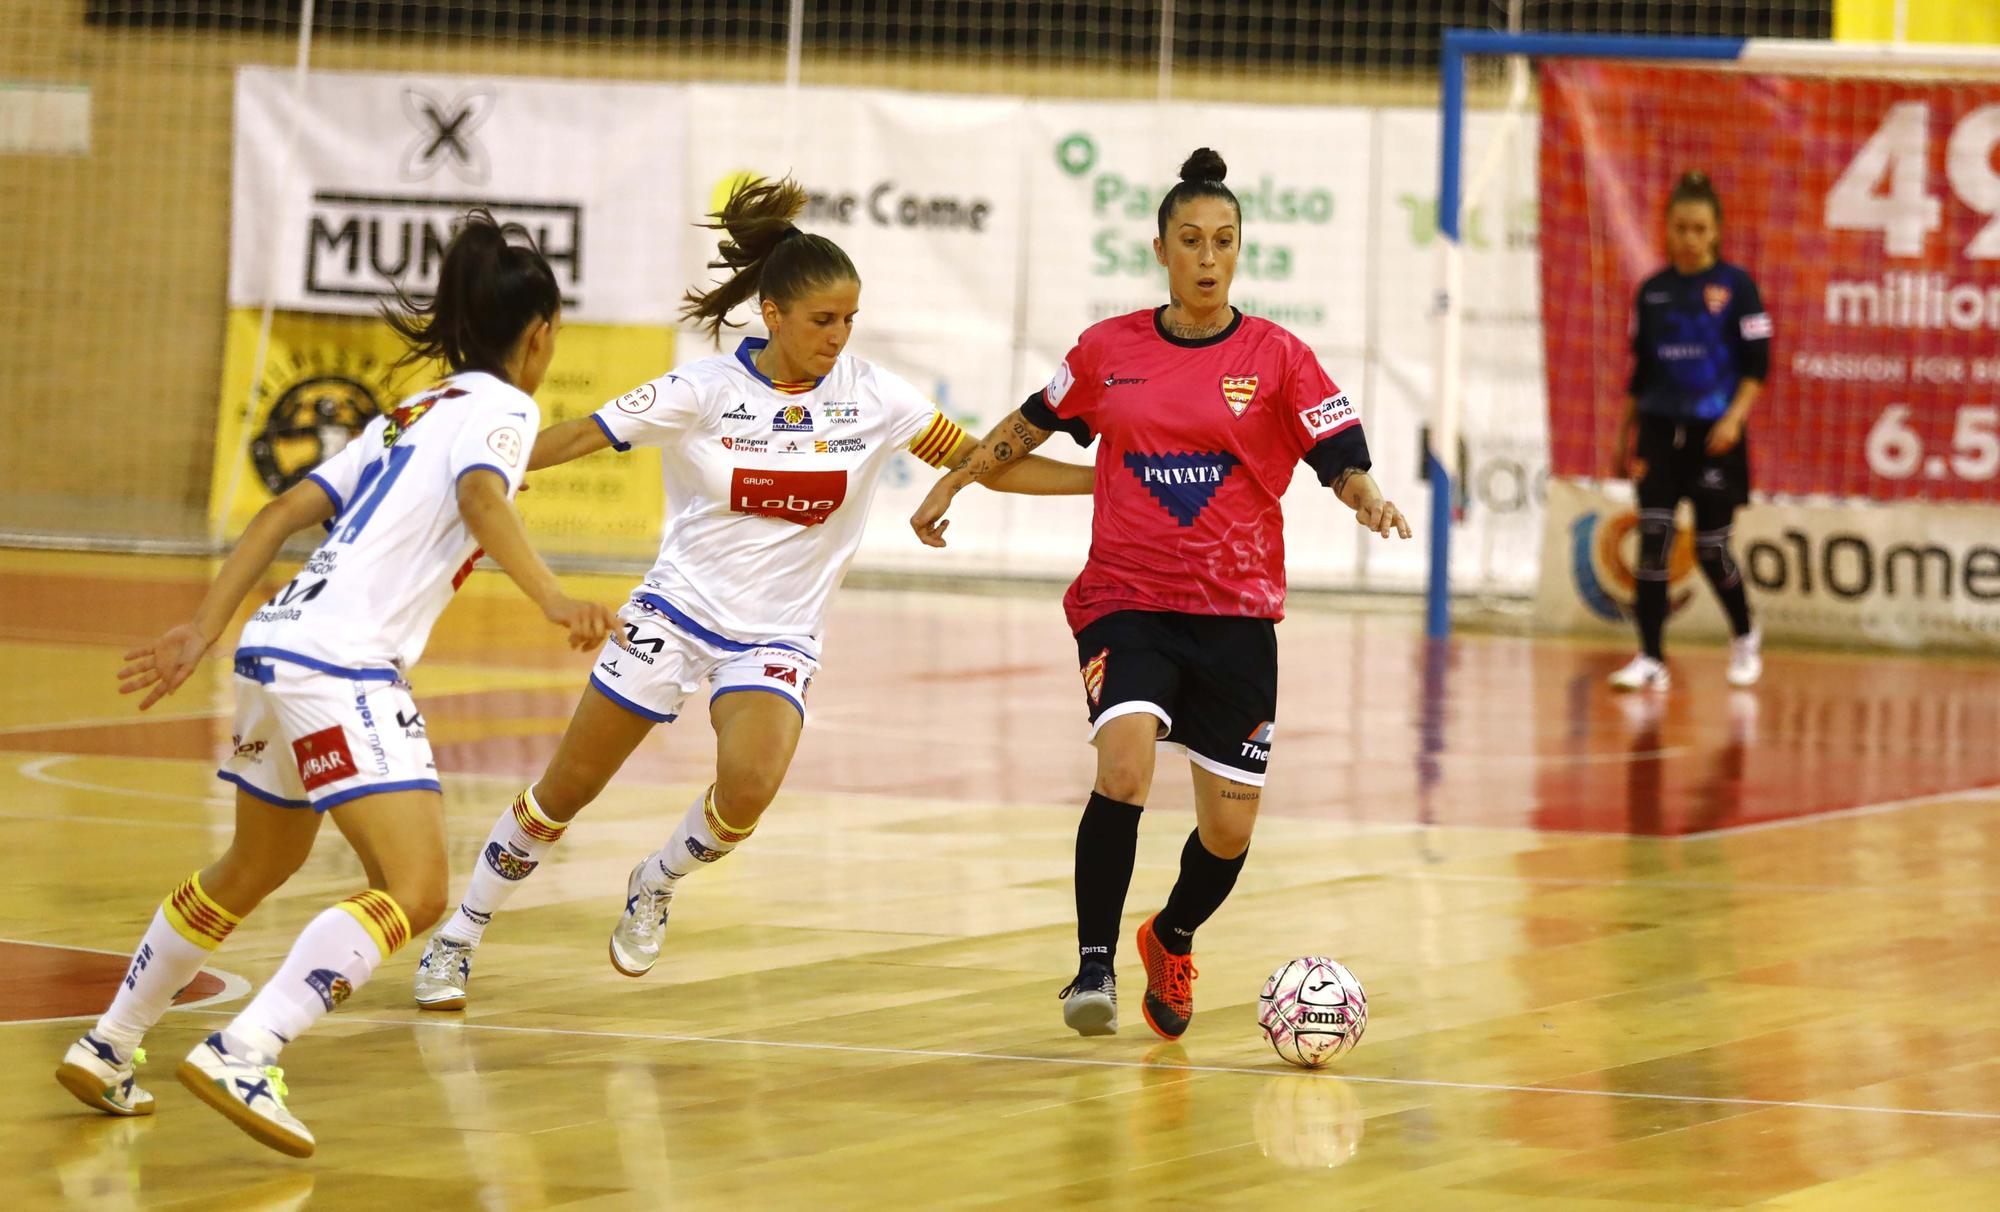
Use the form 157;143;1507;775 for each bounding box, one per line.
1678;170;1711;189
1179;147;1227;185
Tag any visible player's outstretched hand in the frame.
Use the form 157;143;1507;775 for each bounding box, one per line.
119;622;213;711
1356;498;1413;540
1705;415;1743;455
911;479;960;548
544;597;618;651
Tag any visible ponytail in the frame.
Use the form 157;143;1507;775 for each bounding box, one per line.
382;208;560;379
680;175;860;343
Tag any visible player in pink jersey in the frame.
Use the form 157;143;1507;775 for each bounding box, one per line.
410;177;1092;1009
913;148;1412;1041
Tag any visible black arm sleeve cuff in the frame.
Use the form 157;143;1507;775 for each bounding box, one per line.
1739;340;1770;382
1304;426;1371;487
1019;390;1094;447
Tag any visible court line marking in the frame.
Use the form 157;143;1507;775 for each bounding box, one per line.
1681;782;2000;839
313;1014;2000;1123
1407;871;1999;900
0;937;251;1024
17;754;233;807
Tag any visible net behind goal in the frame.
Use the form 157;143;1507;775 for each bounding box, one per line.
1433;31;2000;650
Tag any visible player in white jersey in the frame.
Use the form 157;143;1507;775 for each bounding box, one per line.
413;176;1092;1005
56;213;615;1157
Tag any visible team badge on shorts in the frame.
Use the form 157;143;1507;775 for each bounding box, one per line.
1081;647;1109;706
1220;375;1259;417
1704;284;1732;315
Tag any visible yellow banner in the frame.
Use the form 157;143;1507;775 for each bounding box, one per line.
209;310;672;564
1836;0;2000;43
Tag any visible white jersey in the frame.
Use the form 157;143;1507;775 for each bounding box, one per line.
237;371;538;678
592;339;960;655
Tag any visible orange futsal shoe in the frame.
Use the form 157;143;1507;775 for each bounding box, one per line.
1137;914;1200;1041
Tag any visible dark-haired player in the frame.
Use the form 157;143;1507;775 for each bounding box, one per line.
1609;170;1770;691
57;211;614;1156
913;147;1411;1041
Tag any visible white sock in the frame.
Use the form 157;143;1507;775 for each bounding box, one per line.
95;872;241;1058
438;787;569;947
224;889;410;1062
641;785;754;892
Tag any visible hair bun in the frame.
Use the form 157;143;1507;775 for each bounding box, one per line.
1179;147;1227;185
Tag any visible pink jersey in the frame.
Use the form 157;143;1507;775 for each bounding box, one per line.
1039;308;1365;633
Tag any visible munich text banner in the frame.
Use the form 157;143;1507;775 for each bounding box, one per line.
1541;65;2000;503
1538;478;2000;651
231;67;688;324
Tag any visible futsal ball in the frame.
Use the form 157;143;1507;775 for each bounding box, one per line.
1257;956;1367;1068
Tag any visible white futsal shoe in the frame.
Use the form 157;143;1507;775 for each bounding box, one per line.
609;861;675;978
1608;654;1670;691
55;1032;154;1116
413;934;476;1011
177;1032;314;1158
1727;628;1763;687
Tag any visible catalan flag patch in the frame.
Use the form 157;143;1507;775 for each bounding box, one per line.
908;412;967;468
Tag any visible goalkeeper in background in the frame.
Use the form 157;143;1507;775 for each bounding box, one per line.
1608;170;1770;692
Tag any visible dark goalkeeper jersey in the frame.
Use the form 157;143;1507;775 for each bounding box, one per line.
1025;307;1372;634
1628;260;1772;421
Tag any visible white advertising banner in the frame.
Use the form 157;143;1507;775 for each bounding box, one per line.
231;67;688;324
1537;478;2000;651
680;84;1028;347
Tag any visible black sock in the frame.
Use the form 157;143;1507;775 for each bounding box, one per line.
1697;548;1754;637
1075;791;1142;969
1635;579;1667;661
1153;829;1247;956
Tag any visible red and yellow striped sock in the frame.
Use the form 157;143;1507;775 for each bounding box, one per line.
226;889;412;1060
94;872;243;1054
438;787;571;947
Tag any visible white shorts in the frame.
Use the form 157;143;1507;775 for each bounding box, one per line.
219;655;440;812
587;594;819;724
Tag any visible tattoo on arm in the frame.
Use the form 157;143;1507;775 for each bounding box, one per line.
1331;467;1359;497
955;411;1048;480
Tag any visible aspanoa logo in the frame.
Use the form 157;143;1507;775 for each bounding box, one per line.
1568;509;1699;623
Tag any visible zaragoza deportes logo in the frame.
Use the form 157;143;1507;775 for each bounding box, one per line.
1568;509;1699;623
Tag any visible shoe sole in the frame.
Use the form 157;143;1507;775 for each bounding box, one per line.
55;1062;152;1117
607;935;654;978
414;993;467;1012
1139;1001;1187;1042
1063;994;1117;1037
175;1060;314;1158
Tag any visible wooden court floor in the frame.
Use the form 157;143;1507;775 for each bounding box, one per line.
3;549;1998;1209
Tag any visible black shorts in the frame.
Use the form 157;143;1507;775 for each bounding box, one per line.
1074;610;1278;785
1636;413;1750;530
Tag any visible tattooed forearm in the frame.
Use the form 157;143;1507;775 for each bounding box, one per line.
1330;467;1359;497
953;410;1050;482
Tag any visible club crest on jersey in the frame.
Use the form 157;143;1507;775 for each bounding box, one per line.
1123;451;1241;526
773;403;815;432
1220;375;1259;417
1704;284;1732;315
1081;648;1109;706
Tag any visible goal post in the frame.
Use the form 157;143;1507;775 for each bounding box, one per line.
1428;28;2000;640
